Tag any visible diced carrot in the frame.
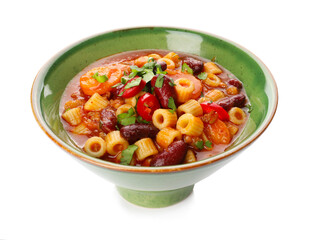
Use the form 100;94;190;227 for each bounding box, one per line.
206;119;232;144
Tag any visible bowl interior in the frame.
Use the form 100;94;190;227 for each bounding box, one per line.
34;27;276;168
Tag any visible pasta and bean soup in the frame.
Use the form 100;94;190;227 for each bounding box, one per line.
60;50;251;167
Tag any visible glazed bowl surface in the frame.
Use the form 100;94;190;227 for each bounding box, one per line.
31;27;278;207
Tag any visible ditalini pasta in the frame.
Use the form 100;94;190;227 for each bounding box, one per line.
84;137;106;158
60;50;250;166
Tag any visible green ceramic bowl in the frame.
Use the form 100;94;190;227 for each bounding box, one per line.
31;27;278;208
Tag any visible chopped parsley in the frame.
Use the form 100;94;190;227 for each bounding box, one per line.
124;77;142;89
155;64;167;75
142;69;155;82
181;63;193;75
92;72;108;83
137;116;151;124
111;83;122;88
128;58;161;82
246;104;253;113
168;77;176;87
195;140;204;150
197;72;208;80
117;108;136;126
205;140;212;148
155;74;164;88
120;145;138;165
168;97;177;113
121;77;128;84
118;90;125;97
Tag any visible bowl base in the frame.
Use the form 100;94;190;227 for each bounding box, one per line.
116;185;194;208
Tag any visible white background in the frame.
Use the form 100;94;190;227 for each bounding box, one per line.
1;0;312;239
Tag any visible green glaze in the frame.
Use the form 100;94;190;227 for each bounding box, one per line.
32;27;278;208
117;185;194;208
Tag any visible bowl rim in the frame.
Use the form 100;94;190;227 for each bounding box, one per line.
31;26;278;173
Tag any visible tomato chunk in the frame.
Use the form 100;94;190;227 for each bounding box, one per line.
120;76;146;98
137;93;160;121
200;102;230;121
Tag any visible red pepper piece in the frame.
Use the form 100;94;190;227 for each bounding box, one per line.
137;93;160;121
200;102;230;121
120;76;146;98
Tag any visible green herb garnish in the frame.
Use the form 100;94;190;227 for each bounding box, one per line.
195;140;204;150
197;72;208;80
211;56;217;62
117;108;136;126
155;74;164;88
181;63;193;75
121;77;128;84
205;140;212;148
168;97;177;113
246;104;253;113
168;77;176;87
118;90;125;97
155;64;167;75
120;145;138;165
111;83;122;88
124;77;142;89
142;69;155;82
92;72;108;83
137;116;151;124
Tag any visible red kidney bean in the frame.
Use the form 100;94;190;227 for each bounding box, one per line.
217;94;246;111
110;83;124;99
150;140;188;167
156;61;167;71
183;57;204;74
120;123;159;144
151;74;177;108
228;79;243;89
100;107;117;133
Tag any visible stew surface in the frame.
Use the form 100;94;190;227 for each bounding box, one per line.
60;50;250;167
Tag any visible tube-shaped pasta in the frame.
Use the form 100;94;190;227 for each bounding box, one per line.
116;104;135;116
62;107;82;126
174;78;195;103
134;138;158;161
125;92;145;107
176;113;204;136
105;131;129;155
225;122;239;136
204;62;222;74
197;97;210;104
204;74;221;87
152;109;177;130
156;127;182;149
164;52;180;67
205;89;225;102
72;123;91;135
158;58;175;69
184;150;197;163
84;93;109;111
177;99;203;116
228;107;246;125
226;86;239;95
84;137;106;158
